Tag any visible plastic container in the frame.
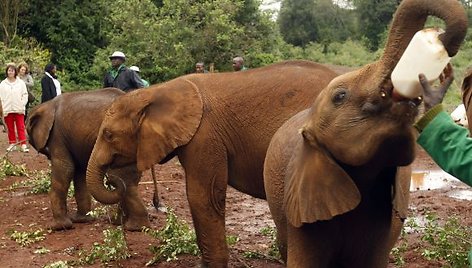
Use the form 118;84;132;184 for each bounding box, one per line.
391;28;451;99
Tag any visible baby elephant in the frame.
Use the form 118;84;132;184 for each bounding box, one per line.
26;88;150;231
263;0;467;267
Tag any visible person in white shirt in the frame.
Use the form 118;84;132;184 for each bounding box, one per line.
0;63;29;152
40;63;61;103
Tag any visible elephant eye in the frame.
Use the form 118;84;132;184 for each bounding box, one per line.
103;129;113;142
332;89;348;105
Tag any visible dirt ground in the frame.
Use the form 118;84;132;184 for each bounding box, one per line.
0;133;470;268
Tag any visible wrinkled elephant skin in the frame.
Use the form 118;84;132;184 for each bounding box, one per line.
26;88;150;231
263;0;467;267
86;61;339;267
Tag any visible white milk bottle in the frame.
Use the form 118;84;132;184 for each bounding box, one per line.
391;28;450;99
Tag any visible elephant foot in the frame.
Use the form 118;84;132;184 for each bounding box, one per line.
51;218;73;231
123;218;151;232
71;213;94;223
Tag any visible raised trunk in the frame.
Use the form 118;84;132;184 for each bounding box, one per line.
86;152;123;204
380;0;467;74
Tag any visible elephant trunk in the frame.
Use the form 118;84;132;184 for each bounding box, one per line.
380;0;467;74
86;152;124;205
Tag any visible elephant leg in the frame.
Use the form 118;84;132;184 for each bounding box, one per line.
70;171;93;223
183;159;229;267
49;158;74;230
287;223;335;267
111;167;150;231
121;183;151;231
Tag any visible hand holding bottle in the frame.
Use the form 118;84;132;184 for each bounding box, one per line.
419;63;454;112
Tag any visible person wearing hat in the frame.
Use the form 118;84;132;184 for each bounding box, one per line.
129;65;150;87
103;51;144;92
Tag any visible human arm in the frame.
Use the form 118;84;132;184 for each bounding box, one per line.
415;64;472;186
19;80;28;107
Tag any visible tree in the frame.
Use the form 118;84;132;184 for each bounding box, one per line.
353;0;400;50
278;0;318;47
18;0;108;86
313;0;357;44
0;0;24;47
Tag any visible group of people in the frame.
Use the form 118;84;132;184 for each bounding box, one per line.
0;61;63;153
195;56;247;73
0;52;247;154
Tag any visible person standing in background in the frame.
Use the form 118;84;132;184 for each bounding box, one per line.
41;63;61;103
195;62;208;73
17;62;35;120
232;56;247;72
0;63;29;152
129;65;150;87
104;51;144;92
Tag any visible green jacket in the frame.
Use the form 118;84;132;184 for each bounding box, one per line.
416;104;472;186
415;104;472;267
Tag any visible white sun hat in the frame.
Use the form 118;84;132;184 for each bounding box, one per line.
109;51;126;59
130;66;140;72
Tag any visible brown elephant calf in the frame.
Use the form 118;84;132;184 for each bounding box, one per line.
84;60;340;267
263;0;467;267
26;88;150;231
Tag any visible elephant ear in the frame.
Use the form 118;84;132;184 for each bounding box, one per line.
26;102;56;153
284;133;361;228
137;79;203;171
392;166;411;220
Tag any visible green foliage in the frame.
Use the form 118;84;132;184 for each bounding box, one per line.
86;205;113;220
278;0;318;47
226;235;240;246
398;213;472;268
91;0;280;83
9;228;46;247
143;209;199;265
390;218;413;267
9;169;51;194
0;156;27;178
283;39;379;67
260;226;281;259
0;37;51;77
242;226;281;261
76;227;130;265
419;214;471;267
19;0;108;88
353;0;400;50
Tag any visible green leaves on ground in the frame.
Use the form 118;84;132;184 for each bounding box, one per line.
76;227;130;265
9;228;46;247
143;208;199;265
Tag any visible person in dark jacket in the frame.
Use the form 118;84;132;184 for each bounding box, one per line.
103;51;144;92
41;63;61;103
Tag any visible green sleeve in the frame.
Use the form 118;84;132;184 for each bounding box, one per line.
416;108;472;187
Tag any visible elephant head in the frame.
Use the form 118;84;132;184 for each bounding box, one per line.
86;79;203;204
283;0;467;227
26;101;56;157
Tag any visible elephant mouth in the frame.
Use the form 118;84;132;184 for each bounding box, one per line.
388;100;420;123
